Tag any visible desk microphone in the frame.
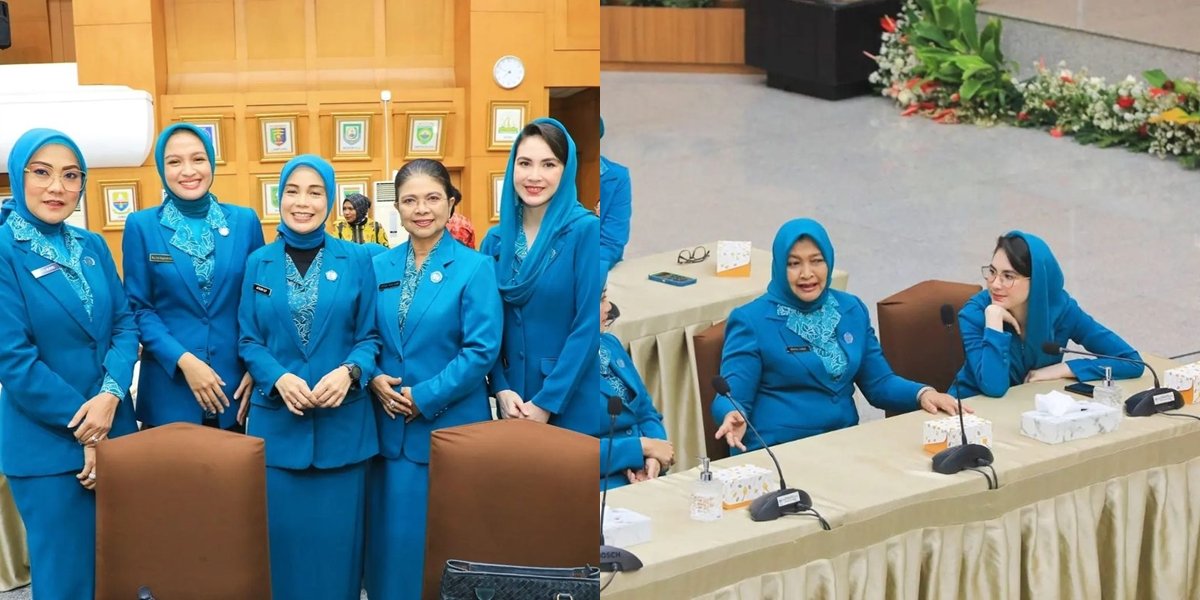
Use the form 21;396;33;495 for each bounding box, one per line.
711;376;821;524
599;395;642;573
1040;342;1182;416
931;304;995;476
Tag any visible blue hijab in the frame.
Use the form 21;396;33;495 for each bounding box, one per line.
154;123;218;218
1005;230;1070;366
2;128;87;234
275;154;336;250
496;118;593;306
765;218;836;313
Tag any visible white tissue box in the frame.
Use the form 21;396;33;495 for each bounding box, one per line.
601;507;652;548
712;464;775;509
716;241;752;278
1020;401;1122;444
923;415;993;455
1164;364;1200;405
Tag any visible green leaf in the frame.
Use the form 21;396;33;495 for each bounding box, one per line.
915;0;935;14
961;77;984;101
980;39;998;65
935;6;958;32
1143;69;1169;87
913;22;951;46
958;0;979;51
950;39;969;53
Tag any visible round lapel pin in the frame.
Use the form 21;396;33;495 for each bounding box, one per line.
83;256;96;267
326;270;338;282
843;332;854;344
218;227;230;237
616;359;626;369
430;271;444;284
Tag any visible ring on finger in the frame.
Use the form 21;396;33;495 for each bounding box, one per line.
88;473;97;480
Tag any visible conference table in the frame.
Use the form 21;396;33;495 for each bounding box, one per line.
602;356;1200;599
606;243;848;471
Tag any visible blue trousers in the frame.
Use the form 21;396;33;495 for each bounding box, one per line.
8;472;95;600
365;455;429;600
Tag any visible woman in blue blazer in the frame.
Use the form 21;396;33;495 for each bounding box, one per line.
951;231;1142;398
713;219;962;452
364;159;502;600
237;155;380;600
0;129;140;599
599;287;672;490
599;118;631;272
123;123;264;431
481;118;600;430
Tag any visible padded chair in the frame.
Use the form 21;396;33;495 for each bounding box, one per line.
95;423;270;599
423;419;600;600
693;320;730;461
877;280;983;398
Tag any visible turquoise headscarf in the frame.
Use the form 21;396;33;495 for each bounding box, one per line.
1004;231;1069;365
2;128;87;234
154;123;217;218
765;218;836;313
276;154;336;250
496;117;594;306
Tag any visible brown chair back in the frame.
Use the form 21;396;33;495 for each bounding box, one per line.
423;419;599;600
95;423;270;599
693;320;730;461
877;280;983;395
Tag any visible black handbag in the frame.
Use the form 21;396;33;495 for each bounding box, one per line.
440;559;600;600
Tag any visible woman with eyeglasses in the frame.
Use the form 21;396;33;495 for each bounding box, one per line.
713;219;963;453
123;124;264;432
0;128;140;598
950;231;1143;398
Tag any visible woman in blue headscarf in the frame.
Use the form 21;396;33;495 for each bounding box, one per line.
124;124;265;432
0;128;140;599
713;219;962;452
237;155;380;600
481;118;600;431
951;232;1142;398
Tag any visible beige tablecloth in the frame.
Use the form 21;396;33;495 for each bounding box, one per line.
603;356;1200;599
606;243;848;471
0;474;30;591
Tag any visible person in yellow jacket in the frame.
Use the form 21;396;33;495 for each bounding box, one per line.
330;192;389;248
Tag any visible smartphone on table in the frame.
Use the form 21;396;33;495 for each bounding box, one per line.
648;272;697;287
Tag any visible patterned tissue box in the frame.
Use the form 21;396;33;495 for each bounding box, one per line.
712;464;775;509
922;414;993;455
716;241;752;278
601;507;652;548
1164;363;1200;405
1020;401;1121;444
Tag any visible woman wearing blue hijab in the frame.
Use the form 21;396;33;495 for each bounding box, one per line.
951;232;1142;398
713;219;962;452
237;155;380;599
124;124;265;431
0;128;139;598
481;118;600;430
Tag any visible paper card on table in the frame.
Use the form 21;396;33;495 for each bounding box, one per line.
716;241;751;278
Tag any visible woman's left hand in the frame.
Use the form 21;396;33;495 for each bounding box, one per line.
235;373;254;426
77;445;98;491
69;393;120;446
312;367;353;408
919;389;972;416
518;402;551;424
1025;363;1073;384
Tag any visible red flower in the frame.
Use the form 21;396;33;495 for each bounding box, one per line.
1137;124;1150;137
1117;96;1135;109
901;104;920;116
880;15;898;33
1017;111;1029;121
1060;75;1074;83
1044;99;1057;108
918;101;936;110
1050;127;1063;138
950;92;961;103
1178;94;1189;104
919;80;939;94
1149;87;1168;98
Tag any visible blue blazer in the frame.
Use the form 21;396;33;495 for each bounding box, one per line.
0;226;139;477
951;290;1143;398
122;204;264;428
371;237;502;464
599;333;667;491
481;217;601;431
599;156;631;272
238;237;381;470
712;290;922;451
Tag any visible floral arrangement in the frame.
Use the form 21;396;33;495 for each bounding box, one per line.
867;0;1200;168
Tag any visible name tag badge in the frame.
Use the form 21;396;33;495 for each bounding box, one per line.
31;263;61;279
379;281;402;291
253;284;272;296
786;345;811;353
149;253;174;264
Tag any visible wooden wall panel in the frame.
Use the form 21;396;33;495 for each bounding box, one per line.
600;6;745;65
554;0;600;51
314;0;373;59
72;0;151;25
550;87;600;210
171;0;236;61
74;23;160;92
243;0;305;61
0;0;53;64
384;0;452;65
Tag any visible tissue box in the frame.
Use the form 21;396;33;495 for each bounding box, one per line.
1020;401;1121;444
922;415;993;455
712;464;774;509
601;508;652;548
1164;363;1200;405
716;241;752;278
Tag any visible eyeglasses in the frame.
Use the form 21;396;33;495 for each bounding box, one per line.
24;167;86;192
677;246;710;265
980;265;1028;288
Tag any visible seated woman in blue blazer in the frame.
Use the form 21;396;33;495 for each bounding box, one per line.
238;155;380;600
599;287;673;489
951;231;1143;398
713;218;962;452
123;123;264;431
0;128;140;599
364;159;502;599
482;118;600;429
